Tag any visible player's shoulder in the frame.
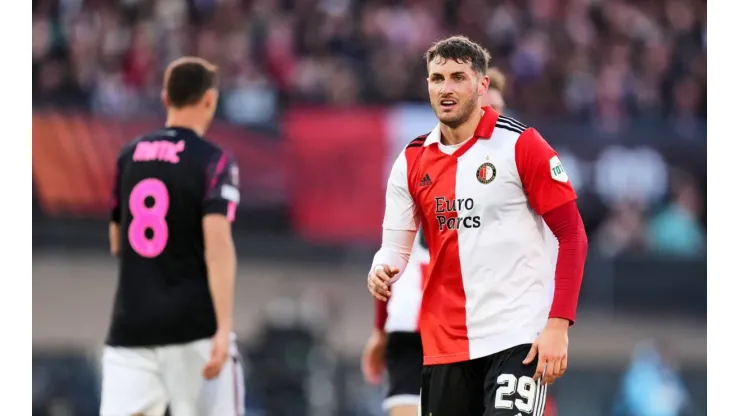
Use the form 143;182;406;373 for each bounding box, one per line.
492;115;548;151
391;132;430;174
200;139;238;169
405;132;430;150
494;114;530;136
402;132;431;160
196;133;224;154
116;132;152;161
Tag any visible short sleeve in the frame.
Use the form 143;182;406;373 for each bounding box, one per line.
515;128;577;215
382;153;419;231
204;151;240;222
109;154;123;223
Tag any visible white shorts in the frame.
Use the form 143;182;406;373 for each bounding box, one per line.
100;335;245;416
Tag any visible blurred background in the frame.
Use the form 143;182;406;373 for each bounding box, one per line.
32;0;706;415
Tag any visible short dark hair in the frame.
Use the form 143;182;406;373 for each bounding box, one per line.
165;58;219;108
425;36;491;76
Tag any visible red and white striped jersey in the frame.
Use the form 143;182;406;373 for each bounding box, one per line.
384;232;428;333
382;107;576;365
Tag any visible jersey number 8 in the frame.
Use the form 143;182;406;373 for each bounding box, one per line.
128;178;169;258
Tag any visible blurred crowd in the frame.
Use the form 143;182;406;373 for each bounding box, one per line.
593;166;705;259
33;0;706;126
32;0;707;258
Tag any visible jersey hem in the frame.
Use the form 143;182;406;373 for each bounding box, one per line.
105;330;215;348
422;326;541;365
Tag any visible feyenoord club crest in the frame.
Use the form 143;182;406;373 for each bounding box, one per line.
476;161;496;184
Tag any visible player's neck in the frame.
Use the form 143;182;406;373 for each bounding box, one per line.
439;108;484;146
165;111;207;137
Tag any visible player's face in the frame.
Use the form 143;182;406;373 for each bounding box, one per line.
484;89;505;113
427;58;488;128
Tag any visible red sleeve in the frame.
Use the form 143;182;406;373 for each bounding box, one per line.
374;297;388;331
515;128;577;215
542;201;588;324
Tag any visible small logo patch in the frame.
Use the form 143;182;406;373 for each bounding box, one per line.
549;156;568;183
221;185;241;203
420;173;433;187
476;162;496;184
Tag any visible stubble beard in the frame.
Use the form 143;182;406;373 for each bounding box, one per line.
435;92;479;129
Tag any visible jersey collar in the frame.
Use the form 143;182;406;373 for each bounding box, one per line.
423;106;500;147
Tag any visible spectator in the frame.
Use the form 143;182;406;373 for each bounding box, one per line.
646;170;706;258
612;340;692;416
31;0;706;123
594;199;648;258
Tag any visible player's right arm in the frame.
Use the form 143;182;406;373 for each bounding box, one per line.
201;151;240;379
367;153;418;301
108;153;123;256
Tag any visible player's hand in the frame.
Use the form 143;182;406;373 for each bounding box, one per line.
523;318;569;385
203;330;230;380
361;329;388;385
367;264;398;302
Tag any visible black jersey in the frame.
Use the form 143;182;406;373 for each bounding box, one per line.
106;126;240;347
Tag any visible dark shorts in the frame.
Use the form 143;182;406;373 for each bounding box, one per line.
384;331;423;410
421;344;548;416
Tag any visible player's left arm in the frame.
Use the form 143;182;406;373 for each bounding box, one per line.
202;152;240;336
108;154;123;256
201;151;241;379
515;127;588;324
516;127;588;384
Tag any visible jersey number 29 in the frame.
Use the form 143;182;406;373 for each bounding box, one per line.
128;178;169;258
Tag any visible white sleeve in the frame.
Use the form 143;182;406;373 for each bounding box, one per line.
372;153;419;282
382;153;419;231
372;229;416;283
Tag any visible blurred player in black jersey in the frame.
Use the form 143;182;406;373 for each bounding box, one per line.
101;57;244;416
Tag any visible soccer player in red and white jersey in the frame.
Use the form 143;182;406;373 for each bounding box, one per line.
361;68;512;416
367;36;588;416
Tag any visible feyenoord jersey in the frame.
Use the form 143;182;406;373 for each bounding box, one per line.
382;107;576;365
384;232;428;333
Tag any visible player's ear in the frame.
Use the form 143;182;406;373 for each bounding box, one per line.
203;89;218;110
161;90;169;108
479;75;490;97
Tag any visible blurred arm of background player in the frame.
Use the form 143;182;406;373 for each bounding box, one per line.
109;223;120;256
202;213;236;379
362;297;390;384
109;154;123;256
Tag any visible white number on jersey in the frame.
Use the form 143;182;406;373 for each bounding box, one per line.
494;374;537;413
